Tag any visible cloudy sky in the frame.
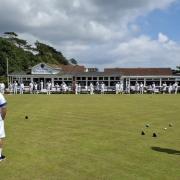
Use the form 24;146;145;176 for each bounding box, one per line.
0;0;180;70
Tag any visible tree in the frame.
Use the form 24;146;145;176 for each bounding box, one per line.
35;41;69;65
4;32;18;38
69;58;78;65
0;32;75;76
176;66;180;72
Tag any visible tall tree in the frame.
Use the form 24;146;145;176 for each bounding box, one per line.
69;58;78;65
0;33;75;76
4;32;18;38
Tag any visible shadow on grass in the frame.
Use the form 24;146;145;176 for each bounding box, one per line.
151;147;180;155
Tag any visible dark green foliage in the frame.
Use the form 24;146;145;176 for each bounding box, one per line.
0;33;70;76
4;32;18;38
35;41;69;65
172;66;180;74
176;66;180;72
69;58;78;65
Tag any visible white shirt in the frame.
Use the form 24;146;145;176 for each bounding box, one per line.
120;83;123;90
75;83;78;90
115;83;120;90
174;83;178;88
47;83;51;90
0;93;6;108
20;83;24;89
101;83;105;89
90;83;94;90
29;83;33;89
162;83;167;90
34;84;38;90
14;82;18;88
1;83;5;89
169;85;173;91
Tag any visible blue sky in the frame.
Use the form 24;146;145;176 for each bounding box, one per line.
137;1;180;42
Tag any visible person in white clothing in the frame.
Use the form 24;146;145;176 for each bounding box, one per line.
115;82;120;94
0;83;5;94
126;83;130;94
135;82;140;94
90;83;94;95
85;85;88;93
119;82;124;94
34;82;38;94
139;82;144;94
152;82;156;94
173;82;178;94
55;83;59;92
101;82;105;94
77;83;81;94
29;82;34;94
162;82;167;94
75;83;78;95
168;83;173;94
0;92;7;161
40;80;44;92
13;81;18;94
19;82;24;94
46;81;51;95
96;82;100;93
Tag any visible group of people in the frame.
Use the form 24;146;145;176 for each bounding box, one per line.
7;81;68;95
161;82;179;94
1;80;179;95
131;81;179;94
7;80;52;95
75;82;105;95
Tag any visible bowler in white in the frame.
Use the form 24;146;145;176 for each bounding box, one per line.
0;92;7;161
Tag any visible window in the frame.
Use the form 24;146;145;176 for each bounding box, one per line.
162;78;168;81
41;63;45;68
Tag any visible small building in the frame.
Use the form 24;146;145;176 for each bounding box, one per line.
8;63;85;87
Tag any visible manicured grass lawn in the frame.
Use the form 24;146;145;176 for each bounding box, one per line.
1;94;180;180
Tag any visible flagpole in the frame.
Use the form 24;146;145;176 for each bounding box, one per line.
6;57;9;86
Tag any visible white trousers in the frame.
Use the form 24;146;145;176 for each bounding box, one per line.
0;119;5;138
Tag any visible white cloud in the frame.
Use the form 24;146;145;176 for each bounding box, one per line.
110;34;180;68
0;0;179;69
158;33;169;43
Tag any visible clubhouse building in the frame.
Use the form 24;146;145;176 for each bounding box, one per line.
8;62;180;90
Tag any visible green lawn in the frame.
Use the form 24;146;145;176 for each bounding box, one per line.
1;94;180;180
